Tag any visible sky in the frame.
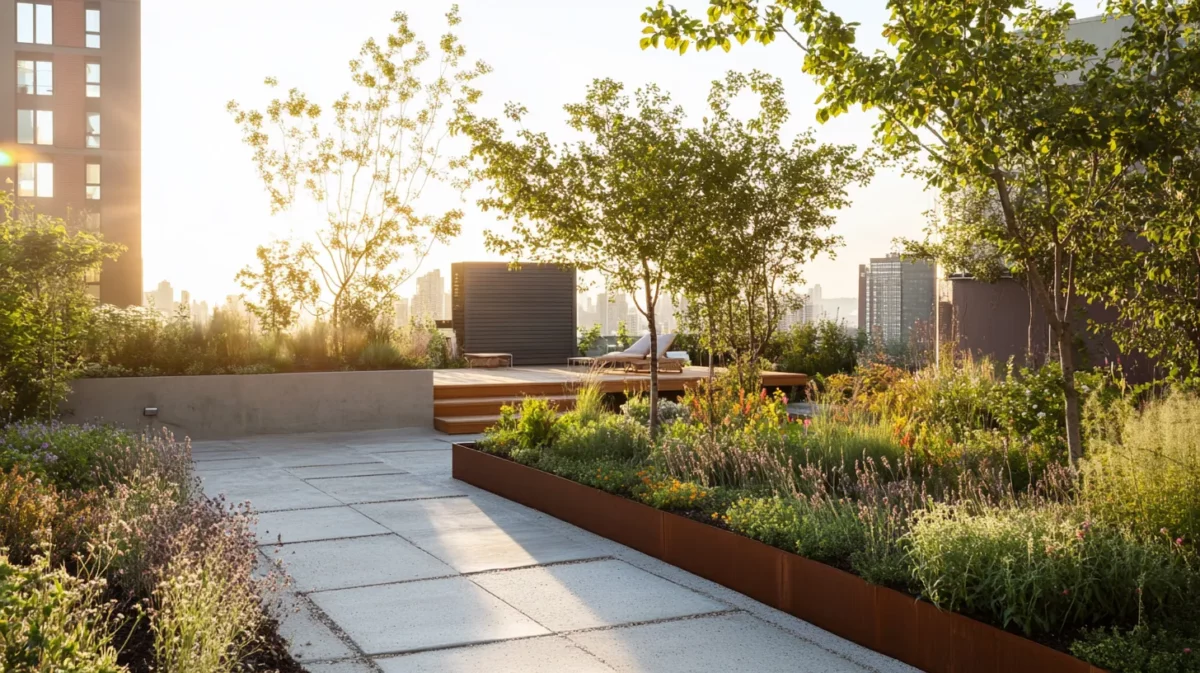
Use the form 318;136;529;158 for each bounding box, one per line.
142;0;1107;306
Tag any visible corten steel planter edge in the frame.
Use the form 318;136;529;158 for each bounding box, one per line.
452;443;1107;673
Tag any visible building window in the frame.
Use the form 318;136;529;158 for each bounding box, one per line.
86;63;100;97
17;60;53;95
85;212;101;231
86;113;101;148
85;9;100;48
17;162;53;198
86;163;101;200
17;109;53;145
16;3;52;45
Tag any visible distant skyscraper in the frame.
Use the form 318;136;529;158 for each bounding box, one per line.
861;256;935;345
149;280;175;315
393;297;410;326
412;269;445;322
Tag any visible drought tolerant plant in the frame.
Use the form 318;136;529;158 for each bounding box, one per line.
0;553;125;672
1082;393;1200;547
907;503;1197;637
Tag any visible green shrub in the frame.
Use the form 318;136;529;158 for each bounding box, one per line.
0;422;193;494
553;414;649;463
479;397;559;461
0;468;102;567
724;495;866;569
621;395;688;426
0;554;125;672
907;504;1196;636
536;454;643;496
1072;621;1200;673
774;319;862;377
1082;393;1200;546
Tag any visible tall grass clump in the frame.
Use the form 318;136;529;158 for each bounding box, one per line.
1082;393;1200;547
907;503;1197;636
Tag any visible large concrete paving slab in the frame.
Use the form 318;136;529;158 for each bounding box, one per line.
372;450;450;475
471;559;728;631
287;461;408;479
309;474;463;504
255;506;390;545
407;522;600;573
268;534;454;592
305;661;377;673
353;497;530;537
356;440;451;454
568;612;873;673
310;576;549;655
269;591;357;664
201;469;342;512
374;635;614;673
193;456;269;472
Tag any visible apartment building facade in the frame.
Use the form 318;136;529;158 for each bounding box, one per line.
1;0;141;306
860;256;936;346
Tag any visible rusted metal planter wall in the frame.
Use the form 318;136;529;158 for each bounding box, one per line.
452;444;1106;673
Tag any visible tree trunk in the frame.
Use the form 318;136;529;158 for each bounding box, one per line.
707;293;717;439
644;284;660;441
991;171;1084;464
1058;323;1085;464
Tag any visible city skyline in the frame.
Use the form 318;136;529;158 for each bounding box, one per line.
138;0;1107;307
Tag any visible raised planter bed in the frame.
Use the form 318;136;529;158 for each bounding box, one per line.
452;443;1107;673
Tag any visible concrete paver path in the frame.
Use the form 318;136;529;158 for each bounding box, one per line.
196;429;917;673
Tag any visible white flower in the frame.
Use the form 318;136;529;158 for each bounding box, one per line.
1037;412;1046;419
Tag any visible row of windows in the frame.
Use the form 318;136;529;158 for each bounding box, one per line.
16;3;101;48
15;161;102;201
15;110;101;147
17;60;101;97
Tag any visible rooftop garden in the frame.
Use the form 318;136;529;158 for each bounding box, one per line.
477;359;1200;672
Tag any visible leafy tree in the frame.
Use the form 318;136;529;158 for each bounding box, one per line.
235;240;319;335
641;0;1136;463
615;320;634;351
673;71;871;390
0;193;121;420
1082;0;1200;383
228;7;489;353
460;79;698;438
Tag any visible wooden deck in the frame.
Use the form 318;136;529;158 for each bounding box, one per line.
432;365;807;434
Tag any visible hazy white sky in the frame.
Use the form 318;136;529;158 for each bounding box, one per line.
143;0;1105;305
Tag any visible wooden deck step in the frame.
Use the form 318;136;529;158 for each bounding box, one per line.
434;394;577;418
434;381;583;400
435;412;572;435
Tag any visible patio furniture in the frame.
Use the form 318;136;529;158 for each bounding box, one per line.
593;334;653;366
607;334;682;373
464;352;513;368
567;356;594;367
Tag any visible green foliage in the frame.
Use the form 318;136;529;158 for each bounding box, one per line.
571;376;607;425
0;192;122;421
235;240;319;335
907;504;1196;637
1072;621;1200;673
0;553;125;672
0;422;185;493
577;324;603;356
228;7;488;349
621;395;688;426
615;321;633;351
1082;393;1200;547
480;398;560;461
81;306;454;376
773;319;862;378
554;414;649;464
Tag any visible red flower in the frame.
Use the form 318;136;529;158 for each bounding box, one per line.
1061;589;1070;596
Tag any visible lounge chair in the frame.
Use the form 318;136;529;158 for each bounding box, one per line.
593;334;652;366
622;334;686;374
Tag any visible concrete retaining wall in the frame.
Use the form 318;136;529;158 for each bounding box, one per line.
63;370;434;440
